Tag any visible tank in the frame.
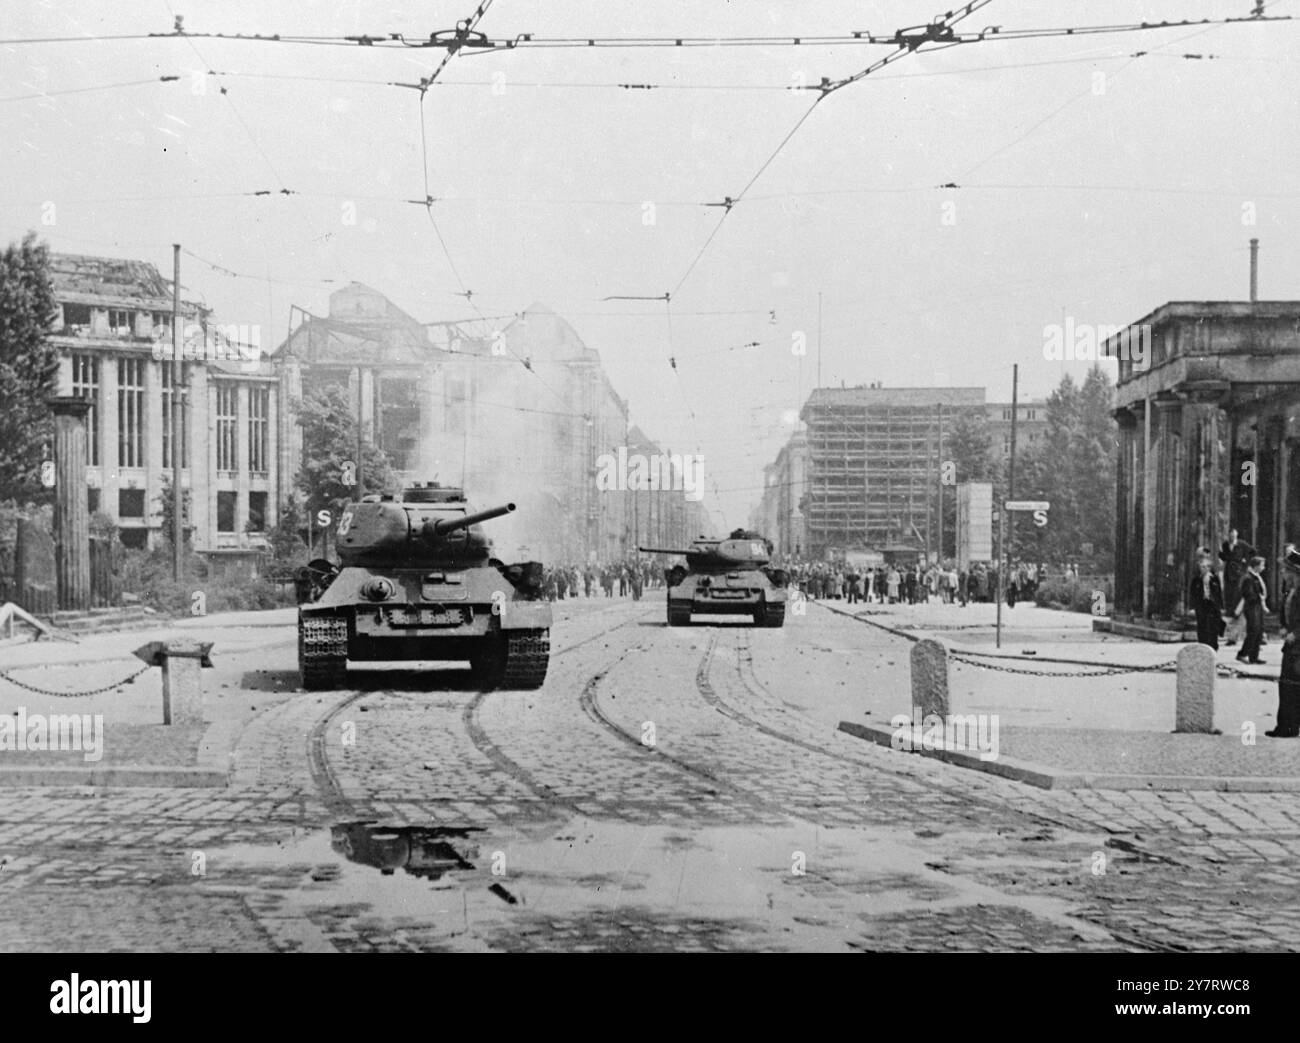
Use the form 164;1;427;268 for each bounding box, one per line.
640;528;789;627
296;483;552;691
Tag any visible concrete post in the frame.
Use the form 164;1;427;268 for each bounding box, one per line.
48;396;92;611
133;640;213;724
1175;643;1218;734
911;638;950;719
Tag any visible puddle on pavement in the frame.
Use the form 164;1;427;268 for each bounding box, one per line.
201;816;1099;951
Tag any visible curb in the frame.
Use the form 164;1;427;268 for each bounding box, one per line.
0;765;227;787
836;720;1300;792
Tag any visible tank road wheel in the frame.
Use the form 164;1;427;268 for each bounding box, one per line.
761;603;786;628
474;629;550;690
299;616;348;690
667;603;691;627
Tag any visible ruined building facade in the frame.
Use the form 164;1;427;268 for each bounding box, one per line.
49;253;279;569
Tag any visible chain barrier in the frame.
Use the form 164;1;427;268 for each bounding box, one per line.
0;664;153;698
816;599;1190;676
948;652;1176;678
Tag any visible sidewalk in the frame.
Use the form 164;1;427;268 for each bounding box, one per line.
0;608;301;786
818;598;1300;791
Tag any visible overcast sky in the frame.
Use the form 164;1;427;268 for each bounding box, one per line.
3;1;1298;528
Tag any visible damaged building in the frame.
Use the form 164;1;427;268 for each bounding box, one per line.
49;252;280;571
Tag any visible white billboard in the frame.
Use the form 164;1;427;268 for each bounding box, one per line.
957;482;993;570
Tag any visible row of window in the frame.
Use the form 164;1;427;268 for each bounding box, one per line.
63;304;172;337
89;487;268;533
70;355;269;473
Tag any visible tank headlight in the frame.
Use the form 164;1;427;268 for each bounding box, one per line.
362;577;396;601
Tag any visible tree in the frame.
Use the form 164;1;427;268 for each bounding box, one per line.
294;385;397;556
265;497;308;566
1012;367;1116;565
156;475;193;551
0;233;58;502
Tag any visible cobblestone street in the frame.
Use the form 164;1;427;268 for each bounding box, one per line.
3;596;1298;952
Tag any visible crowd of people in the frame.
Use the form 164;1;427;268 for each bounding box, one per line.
782;559;1082;607
538;560;663;601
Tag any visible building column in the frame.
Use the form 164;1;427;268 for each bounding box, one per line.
101;356;119;522
236;384;250;541
267;382;279;529
145;358;164;544
1142;396;1154;617
48;397;92;611
189;365;209;550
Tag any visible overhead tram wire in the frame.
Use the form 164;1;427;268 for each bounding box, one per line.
669;2;995;304
1;50;1186;105
405;0;586;423
2;12;1292;49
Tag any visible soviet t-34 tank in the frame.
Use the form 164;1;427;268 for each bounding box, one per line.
296;483;551;691
640;529;789;627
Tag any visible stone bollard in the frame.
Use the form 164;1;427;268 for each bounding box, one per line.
911;638;950;718
1175;643;1218;734
133;640;214;725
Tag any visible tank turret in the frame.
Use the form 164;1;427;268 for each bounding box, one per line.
336;485;515;567
639;532;774;572
641;528;787;627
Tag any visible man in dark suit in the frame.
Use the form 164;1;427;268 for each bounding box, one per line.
1268;547;1300;737
1189;554;1225;650
1220;529;1256;646
1234;556;1267;665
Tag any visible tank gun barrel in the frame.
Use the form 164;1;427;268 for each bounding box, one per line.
428;502;515;537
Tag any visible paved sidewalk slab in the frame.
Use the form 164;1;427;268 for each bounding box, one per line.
838;720;1300;791
0;609;304;787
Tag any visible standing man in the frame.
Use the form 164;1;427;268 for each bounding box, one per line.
1268;547;1300;737
1189;554;1225;650
1234;555;1267;665
1220;528;1256;647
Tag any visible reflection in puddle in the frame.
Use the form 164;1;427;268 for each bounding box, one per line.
330;822;480;881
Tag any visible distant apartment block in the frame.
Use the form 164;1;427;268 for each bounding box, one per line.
800;385;986;558
986;401;1047;458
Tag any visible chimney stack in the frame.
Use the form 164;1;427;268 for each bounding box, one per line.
1250;237;1259;302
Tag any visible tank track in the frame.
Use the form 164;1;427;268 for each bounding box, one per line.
500;629;550;689
760;602;785;628
667;603;691;627
299;615;348;690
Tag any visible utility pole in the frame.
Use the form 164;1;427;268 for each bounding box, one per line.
936;403;945;562
925;426;933;563
355;369;364;502
1007;363;1019;565
171;244;183;582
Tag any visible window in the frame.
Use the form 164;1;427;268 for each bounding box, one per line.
118;488;145;518
117;357;145;467
62;303;91;330
87;487;100;516
1002;409;1012;421
1026;409;1036;420
216;385;238;472
247;491;267;533
217;491;237;533
161;364;190;469
119;529;147;550
71;354;100;465
108;309;135;335
248;387;269;474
